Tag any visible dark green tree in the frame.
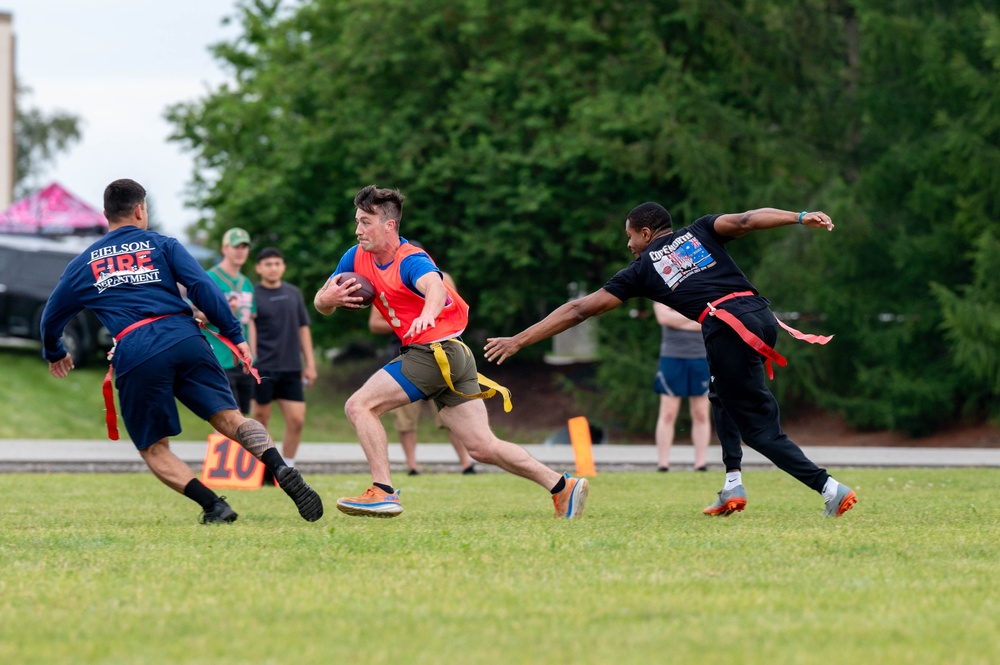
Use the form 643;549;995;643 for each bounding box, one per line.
168;0;1000;436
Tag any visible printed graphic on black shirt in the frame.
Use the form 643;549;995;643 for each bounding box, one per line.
649;231;715;289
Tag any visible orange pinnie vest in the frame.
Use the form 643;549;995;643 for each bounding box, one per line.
353;242;468;345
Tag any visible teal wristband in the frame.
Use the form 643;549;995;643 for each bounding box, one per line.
797;211;807;224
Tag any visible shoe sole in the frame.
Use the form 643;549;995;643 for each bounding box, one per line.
336;501;403;518
561;478;589;519
202;507;238;524
278;468;324;522
830;490;857;518
703;497;747;516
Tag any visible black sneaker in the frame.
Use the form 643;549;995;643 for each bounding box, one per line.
407;468;420;476
462;464;476;475
276;466;324;522
201;497;238;524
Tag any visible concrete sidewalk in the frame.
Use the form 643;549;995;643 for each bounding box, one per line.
2;439;998;473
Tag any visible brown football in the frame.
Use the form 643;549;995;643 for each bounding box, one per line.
337;271;376;308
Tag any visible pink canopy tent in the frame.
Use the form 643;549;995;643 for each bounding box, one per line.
0;182;108;236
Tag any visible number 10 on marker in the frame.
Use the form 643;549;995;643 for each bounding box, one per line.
200;432;265;489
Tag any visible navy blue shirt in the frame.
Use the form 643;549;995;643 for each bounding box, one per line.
40;226;244;376
603;215;770;338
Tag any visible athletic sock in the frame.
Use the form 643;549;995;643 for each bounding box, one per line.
550;476;567;495
285;458;295;468
822;477;840;502
261;448;286;474
724;471;743;491
183;478;220;510
374;482;395;494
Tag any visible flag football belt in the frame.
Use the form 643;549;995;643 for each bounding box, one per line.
430;339;513;412
102;315;260;440
698;291;833;380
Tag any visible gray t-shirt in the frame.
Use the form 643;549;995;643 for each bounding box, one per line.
659;326;706;359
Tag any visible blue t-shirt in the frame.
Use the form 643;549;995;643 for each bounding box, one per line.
40;226;244;376
333;239;441;294
603;215;770;339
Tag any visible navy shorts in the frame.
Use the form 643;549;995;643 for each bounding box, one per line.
115;335;238;450
653;356;710;398
254;370;305;405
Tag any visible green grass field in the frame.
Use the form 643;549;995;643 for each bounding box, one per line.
2;469;998;664
0;344;550;444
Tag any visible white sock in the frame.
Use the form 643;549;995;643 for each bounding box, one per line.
724;471;742;490
285;458;295;468
822;477;839;502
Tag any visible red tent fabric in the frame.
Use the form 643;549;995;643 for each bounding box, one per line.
0;182;108;236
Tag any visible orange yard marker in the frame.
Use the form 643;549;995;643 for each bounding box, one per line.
567;416;597;477
200;432;265;489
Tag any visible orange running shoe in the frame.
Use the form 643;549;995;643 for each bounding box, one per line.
824;483;857;518
552;473;589;519
703;484;747;516
336;485;403;517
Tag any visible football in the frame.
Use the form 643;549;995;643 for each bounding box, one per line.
338;271;376;308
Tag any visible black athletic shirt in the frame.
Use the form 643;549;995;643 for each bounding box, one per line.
254;282;310;372
603;214;771;339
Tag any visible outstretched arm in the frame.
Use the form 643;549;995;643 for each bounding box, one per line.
484;288;623;365
713;208;834;239
653;302;700;331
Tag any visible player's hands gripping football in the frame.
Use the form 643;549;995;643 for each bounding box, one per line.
315;274;367;312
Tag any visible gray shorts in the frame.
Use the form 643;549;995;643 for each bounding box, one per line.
392;340;483;410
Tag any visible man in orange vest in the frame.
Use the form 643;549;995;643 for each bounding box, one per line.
314;185;588;519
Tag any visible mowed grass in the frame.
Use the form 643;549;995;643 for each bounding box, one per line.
1;469;998;664
0;345;548;444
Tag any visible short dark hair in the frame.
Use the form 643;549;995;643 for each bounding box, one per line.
354;185;405;225
627;202;672;234
104;179;146;221
256;247;284;262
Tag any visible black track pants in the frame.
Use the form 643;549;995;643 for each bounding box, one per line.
705;307;828;493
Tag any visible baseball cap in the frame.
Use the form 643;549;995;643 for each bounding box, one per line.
222;227;251;247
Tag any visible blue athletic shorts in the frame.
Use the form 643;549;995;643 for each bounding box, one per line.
115;335;238;450
653;356;710;398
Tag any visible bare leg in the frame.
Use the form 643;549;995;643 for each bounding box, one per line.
277;398;306;461
252;400;272;430
209;410;275;459
655;395;681;469
690;395;711;469
433;402;473;469
139;438;197;493
399;429;419;472
344;369;412;487
449;430;474;469
438;400;561;490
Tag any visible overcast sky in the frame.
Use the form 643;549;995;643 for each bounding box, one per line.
3;0;242;236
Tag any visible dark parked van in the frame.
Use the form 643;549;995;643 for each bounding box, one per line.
0;235;111;365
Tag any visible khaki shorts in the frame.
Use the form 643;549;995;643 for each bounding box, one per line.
391;399;444;433
390;339;482;410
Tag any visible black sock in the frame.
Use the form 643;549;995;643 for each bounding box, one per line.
261;448;286;474
374;482;394;494
550;476;566;495
183;478;219;510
